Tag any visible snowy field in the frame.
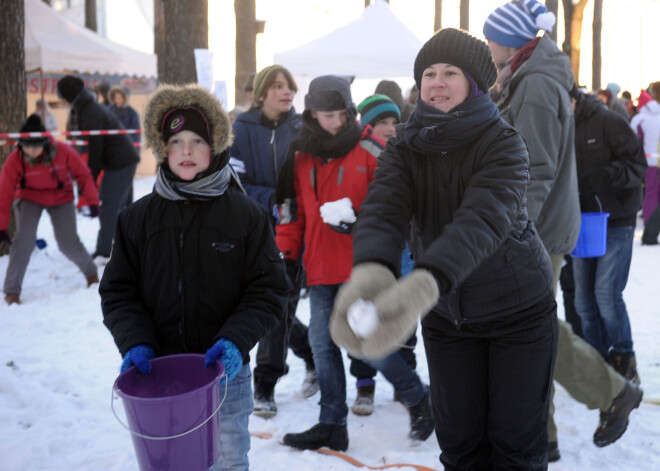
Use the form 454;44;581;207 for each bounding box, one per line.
1;175;659;471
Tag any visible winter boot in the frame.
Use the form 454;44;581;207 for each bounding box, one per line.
86;274;99;287
593;380;643;447
283;423;349;451
5;293;20;305
408;392;434;441
253;381;277;419
301;367;319;398
608;352;641;385
351;383;375;416
547;441;561;462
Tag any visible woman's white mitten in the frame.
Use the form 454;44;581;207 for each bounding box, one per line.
329;263;396;357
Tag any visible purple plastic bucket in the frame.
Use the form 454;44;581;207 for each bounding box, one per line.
571;212;610;258
112;354;225;471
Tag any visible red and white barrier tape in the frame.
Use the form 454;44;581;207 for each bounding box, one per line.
0;129;141;139
1;138;141;147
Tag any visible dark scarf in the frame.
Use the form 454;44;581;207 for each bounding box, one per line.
399;93;500;154
274;109;362;203
154;151;232;201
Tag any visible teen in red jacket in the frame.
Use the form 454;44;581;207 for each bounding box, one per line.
276;76;433;452
0;115;99;305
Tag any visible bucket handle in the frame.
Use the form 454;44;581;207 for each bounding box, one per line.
593;195;603;213
111;372;228;441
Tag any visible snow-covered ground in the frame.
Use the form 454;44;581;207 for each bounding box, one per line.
1;175;659;471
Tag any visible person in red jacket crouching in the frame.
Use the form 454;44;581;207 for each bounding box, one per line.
0;115;100;305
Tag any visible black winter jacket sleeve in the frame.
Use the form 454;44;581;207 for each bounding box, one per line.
100;189;288;360
354;123;529;293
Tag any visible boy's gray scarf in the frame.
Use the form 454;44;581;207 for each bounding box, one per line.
154;164;232;201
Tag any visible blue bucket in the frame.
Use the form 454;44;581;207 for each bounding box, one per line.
571;212;610;258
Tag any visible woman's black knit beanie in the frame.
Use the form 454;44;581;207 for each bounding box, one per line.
413;28;497;92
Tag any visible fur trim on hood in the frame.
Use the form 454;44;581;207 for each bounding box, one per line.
108;86;128;106
143;83;233;165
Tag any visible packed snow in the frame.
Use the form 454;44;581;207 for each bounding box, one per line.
1;175;659;471
319;197;356;226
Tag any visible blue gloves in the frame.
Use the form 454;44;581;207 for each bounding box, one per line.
120;345;155;375
205;338;242;382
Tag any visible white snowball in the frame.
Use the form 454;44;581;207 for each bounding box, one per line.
347;299;381;339
320;197;356;225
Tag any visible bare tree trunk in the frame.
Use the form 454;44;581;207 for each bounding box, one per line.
434;0;442;32
460;0;469;31
592;0;603;91
85;0;97;32
235;0;258;108
563;0;589;83
546;0;558;43
160;0;208;85
561;0;572;55
0;0;26;248
154;0;166;80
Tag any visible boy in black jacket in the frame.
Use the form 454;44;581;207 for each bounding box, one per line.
100;84;288;471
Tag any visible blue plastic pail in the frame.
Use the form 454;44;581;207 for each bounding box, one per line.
571;212;610;258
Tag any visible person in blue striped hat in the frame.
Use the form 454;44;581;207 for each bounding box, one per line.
358;94;401;143
484;0;642;464
483;0;556;60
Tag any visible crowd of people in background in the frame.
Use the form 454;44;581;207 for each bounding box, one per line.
4;0;660;469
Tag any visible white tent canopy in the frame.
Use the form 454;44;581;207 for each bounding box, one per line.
273;0;422;79
24;0;157;77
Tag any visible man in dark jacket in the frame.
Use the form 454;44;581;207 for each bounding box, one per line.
571;89;646;382
57;75;140;259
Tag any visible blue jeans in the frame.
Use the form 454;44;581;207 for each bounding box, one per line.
573;226;635;358
309;284;348;425
309;285;428;425
211;364;253;471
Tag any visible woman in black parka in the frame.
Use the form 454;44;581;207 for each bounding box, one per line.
330;28;558;470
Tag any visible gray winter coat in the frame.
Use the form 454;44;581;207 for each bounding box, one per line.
495;36;580;255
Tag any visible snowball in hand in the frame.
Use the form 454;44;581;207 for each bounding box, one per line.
347;299;381;339
320;197;356;226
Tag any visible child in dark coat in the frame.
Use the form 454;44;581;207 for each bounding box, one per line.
100;84;288;471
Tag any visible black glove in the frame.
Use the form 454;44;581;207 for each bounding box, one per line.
88;204;100;218
328;220;355;234
580;168;608;194
327;208;358;235
0;230;11;245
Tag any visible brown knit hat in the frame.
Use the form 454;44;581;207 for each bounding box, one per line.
414;28;497;92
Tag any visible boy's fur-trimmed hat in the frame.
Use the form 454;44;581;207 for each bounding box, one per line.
414;28;497;92
143;83;233;165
